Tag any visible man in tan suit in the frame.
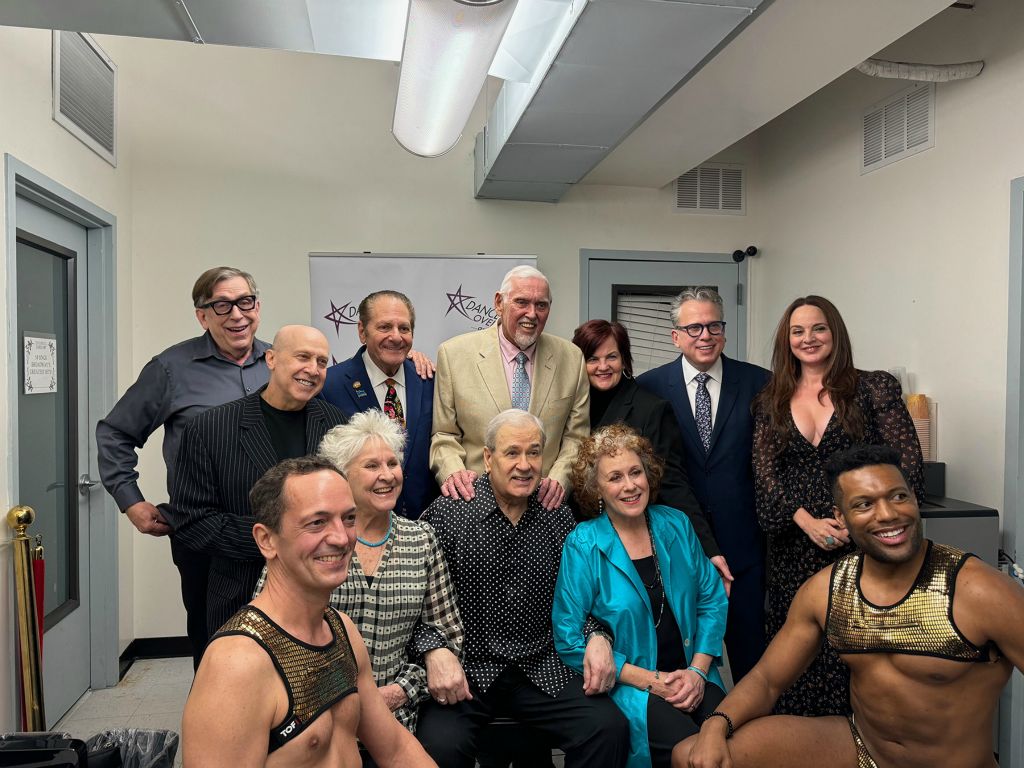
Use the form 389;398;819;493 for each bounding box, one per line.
431;266;589;510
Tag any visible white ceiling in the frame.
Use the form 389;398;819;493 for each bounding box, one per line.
0;0;955;193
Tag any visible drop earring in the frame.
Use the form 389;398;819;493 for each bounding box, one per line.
598;498;605;515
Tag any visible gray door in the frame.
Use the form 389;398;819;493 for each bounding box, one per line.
14;195;95;726
583;251;747;374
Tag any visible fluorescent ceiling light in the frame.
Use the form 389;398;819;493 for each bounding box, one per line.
393;0;519;157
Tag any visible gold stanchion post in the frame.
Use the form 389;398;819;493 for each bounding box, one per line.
7;505;45;730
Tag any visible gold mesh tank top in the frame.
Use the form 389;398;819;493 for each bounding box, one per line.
212;605;359;752
826;540;993;662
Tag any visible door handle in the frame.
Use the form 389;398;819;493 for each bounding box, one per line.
78;474;100;494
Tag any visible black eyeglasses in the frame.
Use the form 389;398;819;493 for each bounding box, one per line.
200;294;258;316
674;321;726;338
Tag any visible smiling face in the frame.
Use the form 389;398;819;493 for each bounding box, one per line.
596;449;650;522
672;300;725;372
346;438;404;519
264;326;330;410
483;423;543;504
586;336;624;391
834;463;923;565
359;296;413;377
266;470;357;592
195;276;261;363
494;276;551;349
788;304;834;368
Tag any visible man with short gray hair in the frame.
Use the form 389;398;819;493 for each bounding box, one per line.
97;266;269;668
431;265;589;511
416;409;628;767
637;286;770;683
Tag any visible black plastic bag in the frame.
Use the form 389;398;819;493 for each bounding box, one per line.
84;730;178;768
0;733;86;767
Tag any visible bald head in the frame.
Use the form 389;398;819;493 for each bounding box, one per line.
263;325;330;410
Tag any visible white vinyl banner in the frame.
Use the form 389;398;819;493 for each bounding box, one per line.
309;253;537;365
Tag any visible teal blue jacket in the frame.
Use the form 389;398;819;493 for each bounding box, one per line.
552;504;728;768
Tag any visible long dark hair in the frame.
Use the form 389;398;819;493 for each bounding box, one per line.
754;295;863;445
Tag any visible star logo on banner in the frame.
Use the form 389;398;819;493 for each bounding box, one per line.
446;285;475;320
324;300;358;335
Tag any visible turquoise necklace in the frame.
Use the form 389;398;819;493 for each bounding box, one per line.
357;512;393;547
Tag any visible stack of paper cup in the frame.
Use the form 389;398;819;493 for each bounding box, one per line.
906;394;931;461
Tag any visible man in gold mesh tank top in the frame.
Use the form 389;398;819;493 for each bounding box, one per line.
182;456;436;768
675;445;1024;768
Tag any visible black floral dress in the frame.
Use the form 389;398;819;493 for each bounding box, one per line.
753;370;924;716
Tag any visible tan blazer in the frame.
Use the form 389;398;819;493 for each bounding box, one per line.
430;323;590;492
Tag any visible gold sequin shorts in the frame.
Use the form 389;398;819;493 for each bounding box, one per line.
847;715;879;768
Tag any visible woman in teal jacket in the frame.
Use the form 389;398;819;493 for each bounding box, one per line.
553;425;728;768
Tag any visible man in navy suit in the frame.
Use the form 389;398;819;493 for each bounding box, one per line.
321;290;438;518
637;287;769;683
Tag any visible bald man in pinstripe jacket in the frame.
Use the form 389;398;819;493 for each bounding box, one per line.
165;325;347;646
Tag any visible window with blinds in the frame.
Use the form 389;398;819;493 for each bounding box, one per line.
612;286;717;376
52;31;117;167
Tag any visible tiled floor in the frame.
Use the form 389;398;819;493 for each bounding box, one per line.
55;656;192;768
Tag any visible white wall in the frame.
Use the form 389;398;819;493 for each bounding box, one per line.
0;26;135;731
113;35;757;637
746;0;1024;511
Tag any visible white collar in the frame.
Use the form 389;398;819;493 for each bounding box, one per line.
362;349;406;389
680;354;723;385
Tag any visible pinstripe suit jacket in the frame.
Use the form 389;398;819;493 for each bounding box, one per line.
165;389;347;634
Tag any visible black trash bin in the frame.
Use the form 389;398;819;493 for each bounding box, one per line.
84;730;178;768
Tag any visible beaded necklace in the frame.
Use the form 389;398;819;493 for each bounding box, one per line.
357;512;393;547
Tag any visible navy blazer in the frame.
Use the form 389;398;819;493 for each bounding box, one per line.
321;347;438;518
637;355;770;573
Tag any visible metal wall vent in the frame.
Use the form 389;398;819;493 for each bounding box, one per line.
53;31;117;167
862;83;933;175
675;164;745;215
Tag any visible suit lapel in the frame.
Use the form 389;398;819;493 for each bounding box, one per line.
478;325;513;411
669;360;703;453
348;351;382;411
595;380;634;430
305;399;331;453
710;357;738;454
403;359;423;459
239;392;278;472
530;337;555;415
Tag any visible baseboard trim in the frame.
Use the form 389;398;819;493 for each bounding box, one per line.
118;636;191;679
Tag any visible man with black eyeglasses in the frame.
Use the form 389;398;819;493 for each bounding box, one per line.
637;287;770;684
97;266;270;668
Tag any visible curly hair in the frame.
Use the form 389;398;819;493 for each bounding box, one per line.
572;424;665;519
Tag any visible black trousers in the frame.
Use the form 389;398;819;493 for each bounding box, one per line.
646;683;726;768
170;535;210;671
724;562;767;683
417;666;629;768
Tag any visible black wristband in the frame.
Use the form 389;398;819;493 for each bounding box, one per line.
706;711;734;739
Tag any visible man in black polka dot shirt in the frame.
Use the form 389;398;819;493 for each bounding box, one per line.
413;410;629;767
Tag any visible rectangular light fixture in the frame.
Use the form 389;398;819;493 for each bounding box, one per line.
393;0;519;157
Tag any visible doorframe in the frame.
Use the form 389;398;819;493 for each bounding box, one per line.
579;248;750;360
4;155;119;709
1000;176;1024;763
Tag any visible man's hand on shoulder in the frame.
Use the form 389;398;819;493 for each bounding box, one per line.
408;350;435;380
537;477;565;510
441;470;477;501
124;501;172;536
710;556;734;597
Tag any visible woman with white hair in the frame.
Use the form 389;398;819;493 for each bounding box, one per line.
254;408;463;749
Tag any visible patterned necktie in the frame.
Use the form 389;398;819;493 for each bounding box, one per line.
694;372;712;452
383;378;405;428
511;352;531;411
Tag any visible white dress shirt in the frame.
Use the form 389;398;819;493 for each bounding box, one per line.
363;350;407;417
681;355;723;428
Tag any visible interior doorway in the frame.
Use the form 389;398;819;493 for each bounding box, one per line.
5;156;119;726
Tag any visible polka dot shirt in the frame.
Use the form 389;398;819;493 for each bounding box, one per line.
413;474;579;696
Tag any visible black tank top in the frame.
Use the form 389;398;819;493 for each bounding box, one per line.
211;605;359;751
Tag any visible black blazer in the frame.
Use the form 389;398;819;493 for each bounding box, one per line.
165;389;347;633
637;355;770;573
320;347;438;518
592;378;720;558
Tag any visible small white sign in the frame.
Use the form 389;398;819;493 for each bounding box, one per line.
24;334;57;395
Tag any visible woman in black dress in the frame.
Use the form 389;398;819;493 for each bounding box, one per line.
752;295;924;716
572;320;725;572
